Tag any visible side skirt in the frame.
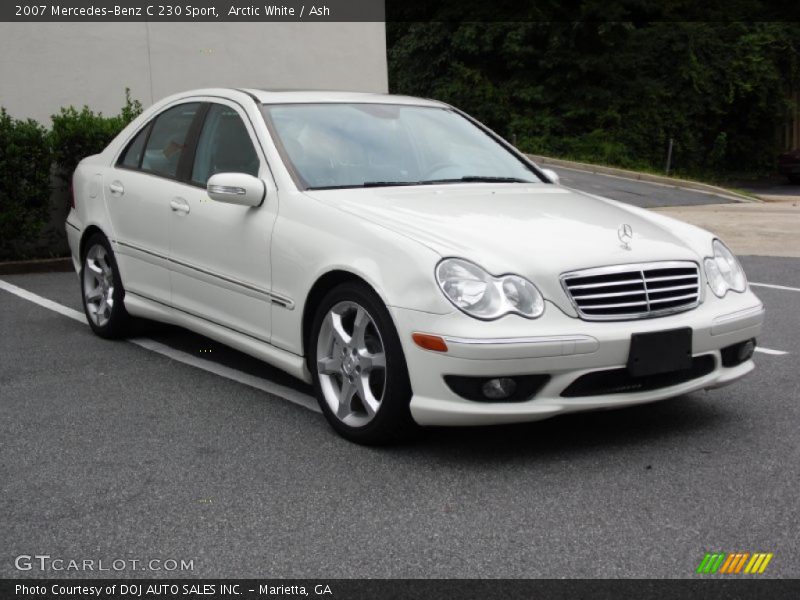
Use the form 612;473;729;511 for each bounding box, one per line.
124;291;312;384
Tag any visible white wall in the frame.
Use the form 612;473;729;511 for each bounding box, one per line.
0;22;388;123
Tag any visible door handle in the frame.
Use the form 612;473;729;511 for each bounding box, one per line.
109;181;124;196
170;197;190;214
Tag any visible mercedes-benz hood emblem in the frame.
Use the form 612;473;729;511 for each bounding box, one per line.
618;223;633;250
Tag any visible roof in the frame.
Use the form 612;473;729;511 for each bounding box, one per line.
241;88;447;107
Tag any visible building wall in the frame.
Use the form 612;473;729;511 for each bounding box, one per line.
0;22;388;123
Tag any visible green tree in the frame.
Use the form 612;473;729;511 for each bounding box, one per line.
388;13;800;177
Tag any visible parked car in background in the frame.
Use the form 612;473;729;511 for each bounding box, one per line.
66;89;764;444
778;148;800;183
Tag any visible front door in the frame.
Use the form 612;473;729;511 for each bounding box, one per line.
168;101;277;343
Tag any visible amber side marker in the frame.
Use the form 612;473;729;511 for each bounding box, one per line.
412;333;448;352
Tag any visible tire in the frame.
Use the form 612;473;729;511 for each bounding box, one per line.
309;281;417;445
788;174;800;184
80;233;131;338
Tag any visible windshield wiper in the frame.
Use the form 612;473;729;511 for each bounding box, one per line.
361;181;422;188
307;181;421;190
423;175;534;184
308;176;535;191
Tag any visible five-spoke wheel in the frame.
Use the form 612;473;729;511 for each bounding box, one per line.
310;281;416;444
81;233;130;338
316;300;387;427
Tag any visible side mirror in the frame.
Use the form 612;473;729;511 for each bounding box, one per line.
541;168;560;185
207;173;265;207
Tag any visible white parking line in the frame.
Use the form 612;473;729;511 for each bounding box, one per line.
129;337;319;412
755;347;789;356
751;282;800;293
0;278;86;323
0;279;319;413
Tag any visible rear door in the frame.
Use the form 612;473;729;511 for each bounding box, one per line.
105;102;202;304
168;100;278;342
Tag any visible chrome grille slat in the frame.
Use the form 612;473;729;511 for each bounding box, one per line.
573;289;647;300
567;279;644;290
561;261;701;321
648;293;698;304
579;300;649;310
644;275;698;283
645;283;698;293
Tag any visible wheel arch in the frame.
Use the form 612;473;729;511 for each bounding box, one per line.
78;225;109;261
302;269;386;365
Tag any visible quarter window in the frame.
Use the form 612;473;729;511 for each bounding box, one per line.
118;124;150;169
140;103;201;179
191;104;259;186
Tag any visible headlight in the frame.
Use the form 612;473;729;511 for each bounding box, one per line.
435;258;544;319
704;239;747;297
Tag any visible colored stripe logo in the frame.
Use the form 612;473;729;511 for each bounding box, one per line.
696;552;773;574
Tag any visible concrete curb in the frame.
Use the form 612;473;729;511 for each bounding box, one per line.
527;154;760;203
0;257;73;275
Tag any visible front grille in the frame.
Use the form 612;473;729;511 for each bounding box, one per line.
560;355;715;397
561;261;700;320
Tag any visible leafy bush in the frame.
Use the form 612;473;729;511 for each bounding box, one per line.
0;89;142;260
50;88;142;187
0;109;52;259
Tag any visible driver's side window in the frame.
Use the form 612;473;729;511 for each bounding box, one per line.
191;104;260;186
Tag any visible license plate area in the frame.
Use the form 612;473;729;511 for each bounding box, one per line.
627;328;692;377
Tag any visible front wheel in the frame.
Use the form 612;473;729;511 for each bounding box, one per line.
81;233;131;338
310;282;417;445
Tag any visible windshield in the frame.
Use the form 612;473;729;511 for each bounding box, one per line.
261;103;542;190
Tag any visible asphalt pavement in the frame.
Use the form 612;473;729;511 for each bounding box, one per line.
1;256;798;579
551;166;740;207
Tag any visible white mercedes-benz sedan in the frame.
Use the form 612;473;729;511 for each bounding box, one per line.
66;88;764;444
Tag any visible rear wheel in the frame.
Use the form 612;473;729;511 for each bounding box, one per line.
310;282;417;444
81;233;131;338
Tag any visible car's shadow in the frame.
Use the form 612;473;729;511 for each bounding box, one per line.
129;318;734;464
392;395;732;465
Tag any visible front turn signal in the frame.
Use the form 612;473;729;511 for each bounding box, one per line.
412;333;448;353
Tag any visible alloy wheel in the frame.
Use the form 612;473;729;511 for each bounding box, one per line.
315;300;387;427
82;243;115;328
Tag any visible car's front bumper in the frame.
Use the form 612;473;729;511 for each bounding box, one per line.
390;289;764;426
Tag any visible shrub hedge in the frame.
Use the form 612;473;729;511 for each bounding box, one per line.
0;109;52;260
0;89;141;260
51;89;142;188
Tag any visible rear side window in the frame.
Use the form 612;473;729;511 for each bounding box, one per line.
140;103;201;179
118;124;150;169
191;104;259;185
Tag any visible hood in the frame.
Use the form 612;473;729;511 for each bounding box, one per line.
304;183;705;313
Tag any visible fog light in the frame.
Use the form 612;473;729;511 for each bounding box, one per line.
738;339;755;362
482;377;517;400
721;338;756;367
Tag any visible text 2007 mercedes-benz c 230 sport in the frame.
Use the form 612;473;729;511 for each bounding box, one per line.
66;89;765;444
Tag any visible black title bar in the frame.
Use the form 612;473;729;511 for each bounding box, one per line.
3;0;800;22
3;579;800;600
